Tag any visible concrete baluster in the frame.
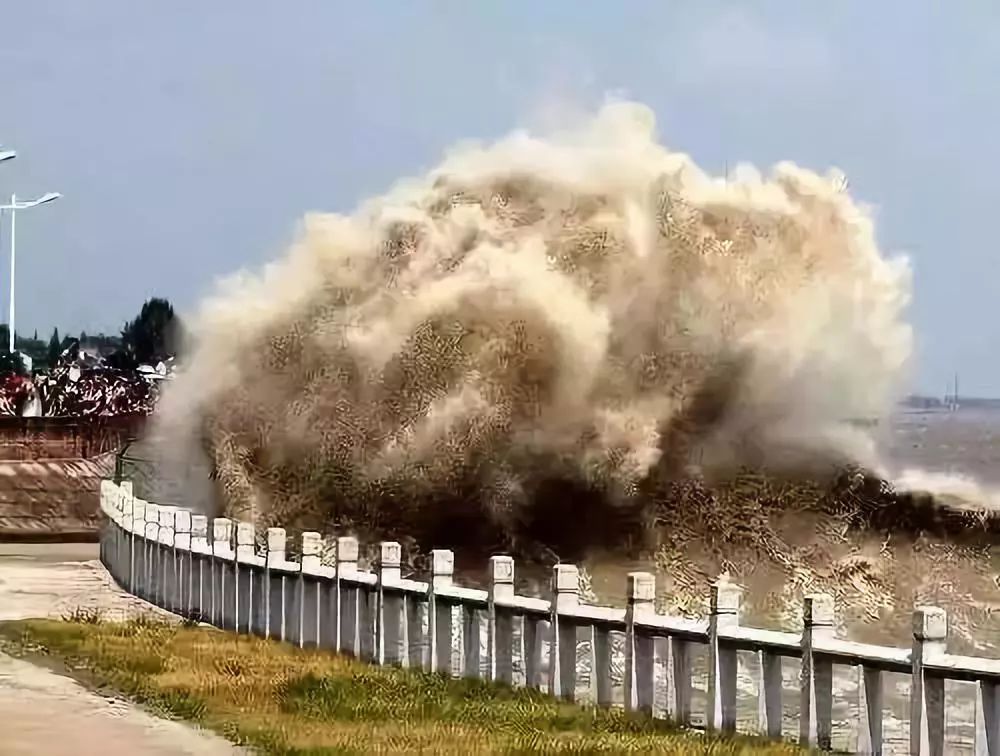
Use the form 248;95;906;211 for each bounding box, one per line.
910;606;946;756
488;556;514;685
300;532;324;648
857;662;884;755
335;536;360;655
114;484;125;577
234;522;255;633
624;571;656;714
376;541;402;665
708;579;740;733
976;675;1000;756
757;648;784;739
157;506;177;611
173;509;192;619
143;503;160;604
130;499;147;596
549;564;579;701
462;600;482;679
669;634;693;726
190;514;209;621
428;549;454;674
800;594;834;750
265;527;286;641
211;518;233;628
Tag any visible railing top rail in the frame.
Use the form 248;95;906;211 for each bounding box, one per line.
814;637;911;673
928;652;1000;682
721;625;801;656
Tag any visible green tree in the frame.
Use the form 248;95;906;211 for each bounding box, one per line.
121;297;181;365
47;327;61;367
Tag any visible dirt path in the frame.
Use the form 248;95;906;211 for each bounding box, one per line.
0;543;244;756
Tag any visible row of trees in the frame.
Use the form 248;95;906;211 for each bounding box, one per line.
2;297;182;374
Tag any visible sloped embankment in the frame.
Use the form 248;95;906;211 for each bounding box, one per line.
0;454;116;541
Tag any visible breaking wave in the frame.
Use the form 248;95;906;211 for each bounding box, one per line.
151;100;920;560
893;468;1000;513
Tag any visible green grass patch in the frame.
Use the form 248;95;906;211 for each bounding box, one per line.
0;616;804;754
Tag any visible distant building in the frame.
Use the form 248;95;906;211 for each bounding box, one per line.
900;394;944;410
79;344;117;363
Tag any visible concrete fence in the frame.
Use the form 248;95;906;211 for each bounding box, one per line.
99;478;1000;755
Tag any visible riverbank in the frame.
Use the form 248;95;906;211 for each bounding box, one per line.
0;615;802;755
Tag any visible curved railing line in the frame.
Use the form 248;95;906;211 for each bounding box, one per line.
99;478;1000;754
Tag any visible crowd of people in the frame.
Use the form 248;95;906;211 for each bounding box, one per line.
0;341;168;417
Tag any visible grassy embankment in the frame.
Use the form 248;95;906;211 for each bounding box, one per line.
0;613;804;754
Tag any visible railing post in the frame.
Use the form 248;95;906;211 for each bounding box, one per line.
708;578;740;733
976;675;1000;756
300;532;323;648
624;571;656;714
592;621;613;708
118;492;130;583
211;518;234;628
911;606;946;756
548;564;579;700
758;648;784;739
190;514;209;621
800;593;834;750
428;549;454;675
173;510;192;550
119;480;134;508
336;536;360;655
100;481;112;573
376;541;402;665
116;488;130;584
488;556;514;685
265;527;286;641
858;662;884;755
462;600;482;679
235;522;255;634
174;509;192;619
143;503;159;603
236;522;255;562
130;499;147;597
101;485;113;577
236;522;257;559
523;612;545;690
157;507;177;610
318;537;339;651
108;486;122;581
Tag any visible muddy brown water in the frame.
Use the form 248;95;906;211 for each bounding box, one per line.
460;408;1000;753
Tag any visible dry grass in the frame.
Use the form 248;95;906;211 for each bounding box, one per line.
0;616;804;755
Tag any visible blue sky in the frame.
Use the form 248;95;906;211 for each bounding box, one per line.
2;2;998;395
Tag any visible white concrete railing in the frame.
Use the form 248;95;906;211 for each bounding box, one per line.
99;478;1000;755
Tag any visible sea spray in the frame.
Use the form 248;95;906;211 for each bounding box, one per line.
150;101;914;553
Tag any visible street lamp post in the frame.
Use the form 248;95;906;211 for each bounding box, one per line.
0;192;61;353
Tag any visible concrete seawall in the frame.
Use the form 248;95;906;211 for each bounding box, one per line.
0;453;116;541
0;415;143;461
0;416;142;541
